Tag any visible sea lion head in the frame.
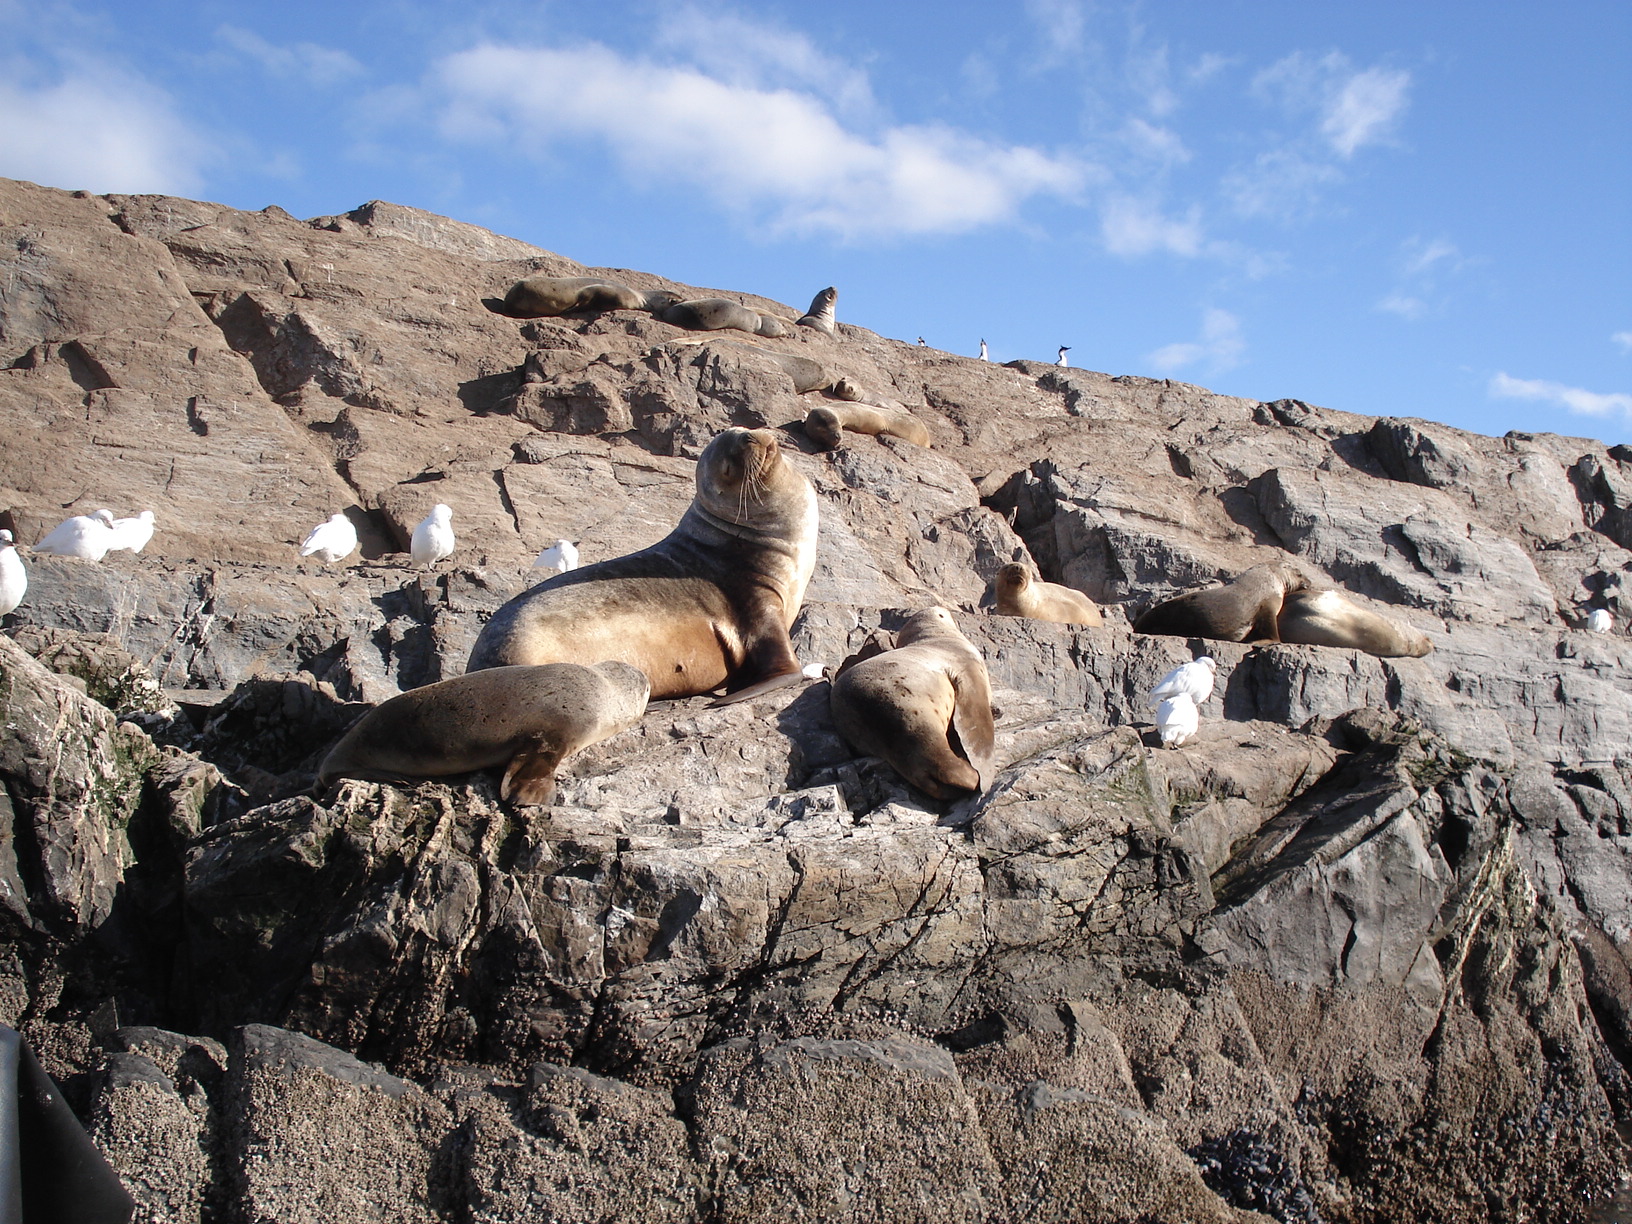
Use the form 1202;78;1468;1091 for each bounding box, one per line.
896;605;960;646
642;288;684;313
804;407;843;450
695;427;795;525
997;563;1031;595
591;659;653;712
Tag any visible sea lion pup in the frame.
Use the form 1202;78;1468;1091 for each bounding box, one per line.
661;297;790;338
993;563;1102;626
830;377;864;402
829;607;997;799
1276;589;1434;658
1132;561;1308;643
316;661;650;806
498;275;679;318
803;403;931;450
797;286;838;337
468;427;818;704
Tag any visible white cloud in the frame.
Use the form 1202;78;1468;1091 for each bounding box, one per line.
1100;195;1203;257
1400;236;1462;276
1025;0;1088;59
1377;294;1426;320
1613;331;1632;354
0;62;204;195
216;25;365;87
1377;236;1476;322
1122;117;1190;165
1489;372;1632;420
434;41;1086;240
1222;148;1342;221
1148;308;1245;373
1253;52;1411;158
653;9;873;117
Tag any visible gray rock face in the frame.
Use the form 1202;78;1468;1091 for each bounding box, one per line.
3;177;1630;1221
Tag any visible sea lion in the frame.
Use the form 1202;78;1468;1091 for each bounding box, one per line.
662;298;790;339
829;606;996;799
468;427;818;704
1276;589;1434;658
797;286;838;337
993;563;1102;626
830;378;864;402
1132;561;1308;643
317;661;650;805
497;275;679;318
804;403;931;450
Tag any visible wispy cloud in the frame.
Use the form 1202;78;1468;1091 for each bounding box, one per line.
1253;51;1411;158
1100;195;1203;256
1377;294;1426;321
0;60;205;195
1614;331;1632;354
434;39;1087;240
1222;148;1342;221
652;9;874;117
1148;308;1245;374
216;26;366;87
1490;372;1632;420
1376;235;1476;321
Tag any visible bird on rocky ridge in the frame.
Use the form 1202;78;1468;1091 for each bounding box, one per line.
1155;693;1199;748
1149;656;1217;708
979;339;988;361
1588;608;1613;633
299;513;358;564
1057;346;1071;367
0;530;27;616
411;504;455;567
33;509;116;561
107;509;156;553
532;539;579;573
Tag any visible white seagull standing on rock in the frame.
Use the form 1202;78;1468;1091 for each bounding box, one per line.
33;509;117;561
299;513;358;564
1150;656;1218;707
107;509;156;553
1588;609;1613;634
411;504;455;567
0;530;27;616
532;539;579;573
1155;694;1200;748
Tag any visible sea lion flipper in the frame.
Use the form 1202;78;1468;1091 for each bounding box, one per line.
708;669;804;707
501;739;566;806
948;671;997;791
833;631;893;679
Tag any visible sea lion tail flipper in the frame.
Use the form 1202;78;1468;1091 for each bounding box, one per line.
948;673;997;790
501;739;566;806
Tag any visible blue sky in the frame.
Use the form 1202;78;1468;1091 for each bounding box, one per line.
3;0;1629;442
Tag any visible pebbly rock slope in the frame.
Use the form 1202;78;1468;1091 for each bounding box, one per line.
2;175;1630;1223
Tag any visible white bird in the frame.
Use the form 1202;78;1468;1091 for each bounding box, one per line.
1057;346;1071;367
1155;693;1199;749
1589;608;1613;634
33;509;117;561
978;339;989;361
106;509;156;553
1149;656;1218;708
0;530;27;616
532;538;579;573
299;513;358;564
411;503;455;567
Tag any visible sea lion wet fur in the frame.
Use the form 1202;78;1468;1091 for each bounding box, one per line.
467;427;818;705
994;563;1102;626
804;403;931;450
1133;561;1308;643
317;661;651;805
1276;589;1434;658
499;275;679;318
829;607;997;799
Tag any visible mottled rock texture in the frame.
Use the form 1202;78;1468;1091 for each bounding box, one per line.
2;177;1630;1222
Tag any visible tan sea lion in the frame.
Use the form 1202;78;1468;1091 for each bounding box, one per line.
829;606;996;799
1276;589;1433;658
830;377;864;402
1133;561;1308;642
662;298;790;338
316;661;650;805
498;275;680;318
468;427;818;704
804;403;931;450
797;286;838;337
993;563;1102;626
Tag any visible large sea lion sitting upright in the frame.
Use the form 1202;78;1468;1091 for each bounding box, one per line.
993;563;1102;626
497;275;681;318
1276;589;1434;658
661;298;790;338
1133;561;1308;643
468;428;818;704
797;287;838;337
829;607;996;799
317;661;650;805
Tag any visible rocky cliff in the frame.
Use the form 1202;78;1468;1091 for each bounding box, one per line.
1;175;1629;1223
